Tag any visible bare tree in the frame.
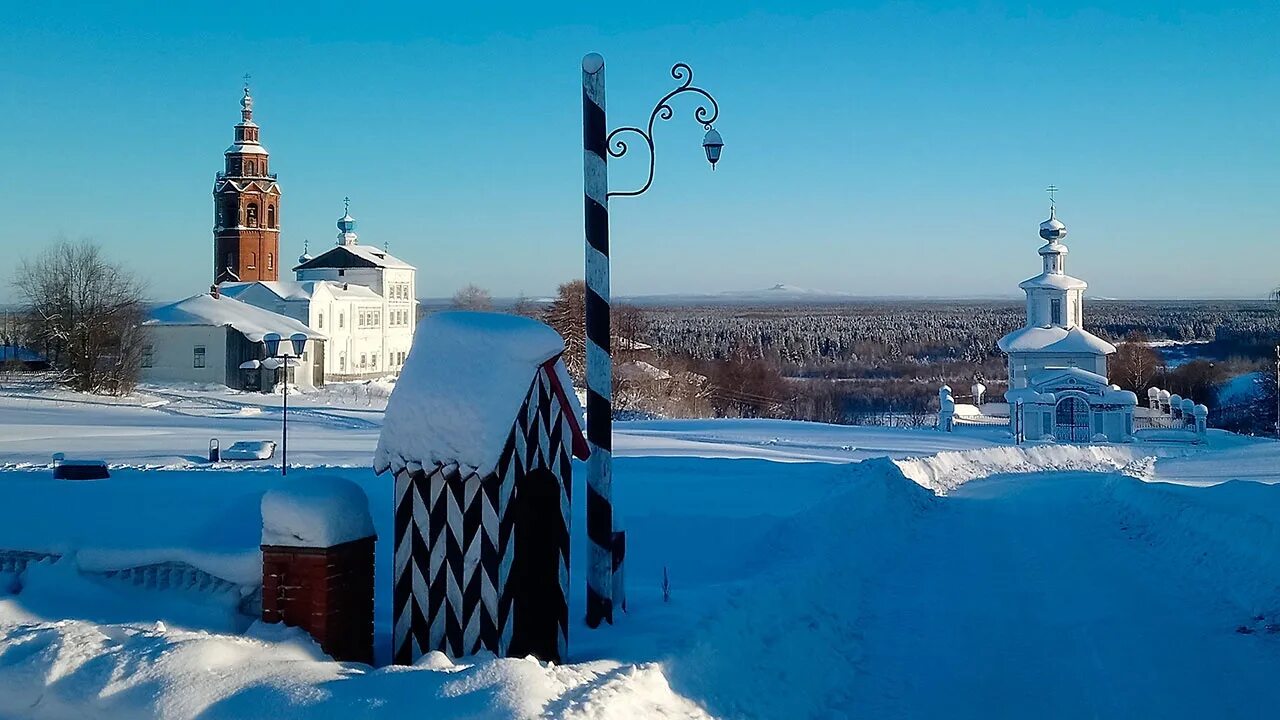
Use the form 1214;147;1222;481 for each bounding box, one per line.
14;240;148;394
544;280;586;382
510;294;543;319
612;303;646;363
1110;331;1165;396
451;284;494;311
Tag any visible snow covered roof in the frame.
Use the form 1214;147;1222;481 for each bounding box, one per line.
1038;241;1068;256
261;476;375;548
998;325;1115;355
1019;272;1087;291
145;293;325;343
293;244;415;272
1029;366;1110;389
219;280;380;302
225;143;269;155
374;311;584;476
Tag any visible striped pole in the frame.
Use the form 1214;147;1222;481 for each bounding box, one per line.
582;52;614;628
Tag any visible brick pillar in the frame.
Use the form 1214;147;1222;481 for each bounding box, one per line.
261;536;375;664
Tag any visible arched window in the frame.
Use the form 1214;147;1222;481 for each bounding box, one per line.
267;205;276;228
267;253;274;270
247;161;256;175
247;252;256;269
246;203;259;228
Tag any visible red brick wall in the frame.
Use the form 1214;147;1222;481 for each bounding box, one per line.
261;536;375;664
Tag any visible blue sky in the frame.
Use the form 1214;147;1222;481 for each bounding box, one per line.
2;1;1277;301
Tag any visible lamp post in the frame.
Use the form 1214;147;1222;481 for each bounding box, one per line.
581;54;722;629
263;332;309;476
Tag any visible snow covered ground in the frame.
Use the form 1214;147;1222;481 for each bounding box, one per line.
2;381;1280;718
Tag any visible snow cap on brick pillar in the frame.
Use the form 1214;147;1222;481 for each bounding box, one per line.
260;476;376;664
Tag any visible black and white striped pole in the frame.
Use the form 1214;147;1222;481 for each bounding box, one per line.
581;53;614;629
581;53;722;629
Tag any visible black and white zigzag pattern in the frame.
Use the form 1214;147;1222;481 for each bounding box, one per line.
394;366;574;665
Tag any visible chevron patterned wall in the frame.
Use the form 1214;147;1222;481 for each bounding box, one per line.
392;366;574;664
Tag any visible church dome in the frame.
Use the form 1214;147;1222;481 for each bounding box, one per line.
241;87;254;112
1039;207;1067;242
337;213;357;234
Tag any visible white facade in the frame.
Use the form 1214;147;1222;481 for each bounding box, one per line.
141;324;232;387
222;207;418;379
142;292;325;390
997;208;1136;442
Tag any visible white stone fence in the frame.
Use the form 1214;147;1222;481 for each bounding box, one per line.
1139;386;1208;438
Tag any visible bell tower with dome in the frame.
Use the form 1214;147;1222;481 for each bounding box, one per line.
213;79;282;283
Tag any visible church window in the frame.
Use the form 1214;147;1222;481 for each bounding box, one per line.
339;353;346;372
338;269;345;277
247;203;259;228
267;253;274;270
267;205;276;228
1050;298;1062;325
339;313;344;329
372;354;378;370
193;346;206;369
247;252;256;269
141;345;154;368
360;353;367;368
318;312;324;329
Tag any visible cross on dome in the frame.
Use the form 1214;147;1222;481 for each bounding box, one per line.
1039;186;1067;242
239;77;256;124
337;198;359;246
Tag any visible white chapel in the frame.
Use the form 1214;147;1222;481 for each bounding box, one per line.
997;207;1137;442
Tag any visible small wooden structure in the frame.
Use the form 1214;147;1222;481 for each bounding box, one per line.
375;312;588;665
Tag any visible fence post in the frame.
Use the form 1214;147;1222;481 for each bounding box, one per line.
938;386;955;432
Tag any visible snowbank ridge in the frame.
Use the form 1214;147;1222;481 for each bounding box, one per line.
1104;476;1280;617
894;444;1163;494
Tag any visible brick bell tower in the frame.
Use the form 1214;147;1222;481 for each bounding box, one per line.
213;79;281;283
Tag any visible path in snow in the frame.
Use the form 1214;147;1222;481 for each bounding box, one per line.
850;472;1280;718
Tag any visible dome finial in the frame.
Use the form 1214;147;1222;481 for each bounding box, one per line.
1039;186;1067;242
240;73;253;121
337;198;358;245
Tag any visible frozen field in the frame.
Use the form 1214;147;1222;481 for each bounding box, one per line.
1;383;1279;718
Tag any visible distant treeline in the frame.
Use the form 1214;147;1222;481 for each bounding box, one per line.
622;300;1280;424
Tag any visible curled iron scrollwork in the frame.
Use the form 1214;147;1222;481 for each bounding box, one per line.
606;63;720;199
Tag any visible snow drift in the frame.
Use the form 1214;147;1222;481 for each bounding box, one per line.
893;443;1164;494
1104;476;1280;618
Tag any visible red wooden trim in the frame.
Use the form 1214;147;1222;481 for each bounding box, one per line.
542;356;591;460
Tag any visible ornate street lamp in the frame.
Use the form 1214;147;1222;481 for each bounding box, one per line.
263;331;309;475
580;55;722;629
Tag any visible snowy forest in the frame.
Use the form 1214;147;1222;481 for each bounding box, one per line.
602;299;1280;432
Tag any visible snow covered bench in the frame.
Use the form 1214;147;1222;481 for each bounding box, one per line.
51;453;109;480
222;440;277;461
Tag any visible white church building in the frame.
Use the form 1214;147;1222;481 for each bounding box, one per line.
994;207;1137;442
220;206;417;380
